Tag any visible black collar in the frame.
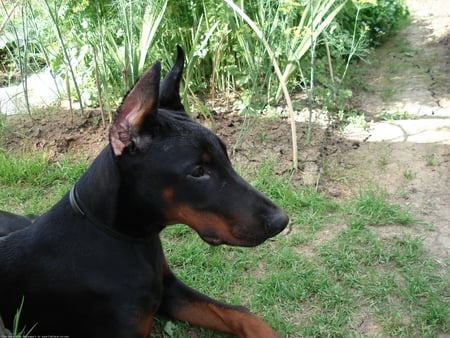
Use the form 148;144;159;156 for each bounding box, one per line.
69;184;148;243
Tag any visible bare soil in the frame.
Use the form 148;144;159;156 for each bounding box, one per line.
0;0;448;298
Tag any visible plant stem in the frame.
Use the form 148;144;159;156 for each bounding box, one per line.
342;7;361;81
324;38;337;110
93;45;105;127
20;3;31;117
307;0;316;143
223;0;298;169
0;0;19;34
43;0;84;115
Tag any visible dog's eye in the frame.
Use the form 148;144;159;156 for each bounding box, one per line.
190;166;206;178
190;165;208;178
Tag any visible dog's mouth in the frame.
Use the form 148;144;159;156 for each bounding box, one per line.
199;231;266;247
200;234;224;246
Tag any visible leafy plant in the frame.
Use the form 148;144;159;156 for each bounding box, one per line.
338;0;410;47
0;0;410;127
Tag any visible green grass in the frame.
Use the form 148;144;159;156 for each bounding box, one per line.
0;151;88;213
344;186;417;229
0;154;448;337
11;297;36;338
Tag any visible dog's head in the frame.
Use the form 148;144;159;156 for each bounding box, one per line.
109;47;288;247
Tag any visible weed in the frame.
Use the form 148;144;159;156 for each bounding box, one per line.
425;154;435;166
346;110;369;129
379;110;415;121
378;155;390;167
403;168;414;179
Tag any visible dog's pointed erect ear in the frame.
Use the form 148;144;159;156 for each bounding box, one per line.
159;46;184;111
110;61;161;156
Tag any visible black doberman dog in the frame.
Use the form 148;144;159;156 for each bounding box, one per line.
0;47;288;338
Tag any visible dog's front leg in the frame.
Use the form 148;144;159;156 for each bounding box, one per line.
158;261;280;338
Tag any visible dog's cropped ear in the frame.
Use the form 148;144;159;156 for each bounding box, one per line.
159;45;184;111
110;61;161;156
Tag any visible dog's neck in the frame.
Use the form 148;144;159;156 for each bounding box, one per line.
71;146;160;241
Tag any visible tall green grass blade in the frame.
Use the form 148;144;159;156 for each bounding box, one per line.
138;1;168;73
12;297;36;338
276;0;347;101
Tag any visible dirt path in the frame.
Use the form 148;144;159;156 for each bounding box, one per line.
340;0;450;262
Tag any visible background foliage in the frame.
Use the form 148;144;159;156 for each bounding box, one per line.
1;0;409;119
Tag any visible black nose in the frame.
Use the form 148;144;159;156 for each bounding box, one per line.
265;209;289;237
